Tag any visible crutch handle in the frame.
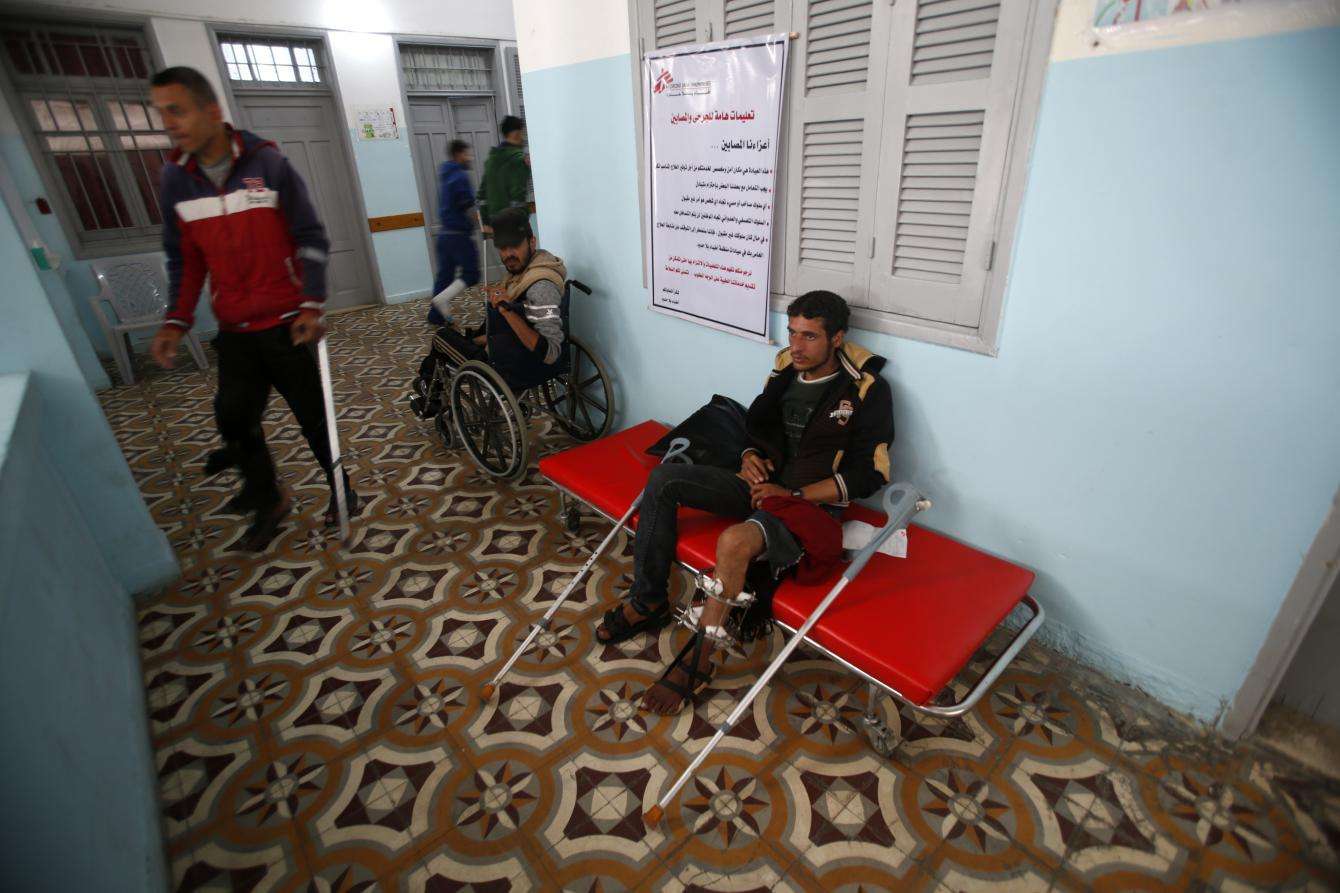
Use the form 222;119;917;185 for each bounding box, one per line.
843;482;927;580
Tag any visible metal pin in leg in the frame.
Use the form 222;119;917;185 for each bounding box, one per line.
316;336;350;544
645;483;930;827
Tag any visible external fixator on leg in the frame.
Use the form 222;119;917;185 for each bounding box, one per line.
675;571;756;654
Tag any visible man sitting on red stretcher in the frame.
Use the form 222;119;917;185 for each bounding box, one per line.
595;291;896;714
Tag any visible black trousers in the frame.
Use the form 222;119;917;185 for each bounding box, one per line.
214;327;335;507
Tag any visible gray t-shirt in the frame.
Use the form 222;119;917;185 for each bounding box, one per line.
200;154;231;189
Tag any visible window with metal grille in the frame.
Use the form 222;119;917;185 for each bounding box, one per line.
400;45;493;93
0;20;169;255
219;37;324;86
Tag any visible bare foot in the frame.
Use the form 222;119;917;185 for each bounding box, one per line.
641;645;713;715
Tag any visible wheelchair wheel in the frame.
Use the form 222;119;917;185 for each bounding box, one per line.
542;336;614;442
449;361;529;479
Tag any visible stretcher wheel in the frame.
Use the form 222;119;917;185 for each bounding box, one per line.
543;337;613;442
867;725;899;758
450;361;529;480
564;506;582;533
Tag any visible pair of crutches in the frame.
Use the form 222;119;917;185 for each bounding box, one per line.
481;438;693;700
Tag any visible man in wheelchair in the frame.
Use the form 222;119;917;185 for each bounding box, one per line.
595;292;896;715
411;207;567;418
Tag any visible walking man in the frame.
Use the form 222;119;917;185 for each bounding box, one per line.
148;66;360;550
427;139;480;325
477;116;530;233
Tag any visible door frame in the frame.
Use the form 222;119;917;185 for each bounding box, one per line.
205;22;387;306
393;36;507;276
1222;485;1340;739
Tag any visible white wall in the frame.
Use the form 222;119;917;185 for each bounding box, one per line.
148;18;233;120
27;0;516;39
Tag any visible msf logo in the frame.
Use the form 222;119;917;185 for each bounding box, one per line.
653;69;673;94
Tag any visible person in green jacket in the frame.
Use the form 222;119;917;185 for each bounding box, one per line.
477;115;531;235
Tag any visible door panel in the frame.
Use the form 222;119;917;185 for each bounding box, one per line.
238;93;375;311
408;95;501;282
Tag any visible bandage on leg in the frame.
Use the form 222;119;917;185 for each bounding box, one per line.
675;572;756;653
430;277;468;320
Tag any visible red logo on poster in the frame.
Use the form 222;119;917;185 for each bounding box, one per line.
653;69;673;93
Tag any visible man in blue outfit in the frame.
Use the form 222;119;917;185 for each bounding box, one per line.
427;139;480;325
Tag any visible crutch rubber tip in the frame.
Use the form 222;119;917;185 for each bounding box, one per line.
643;805;664;826
481;683;497;700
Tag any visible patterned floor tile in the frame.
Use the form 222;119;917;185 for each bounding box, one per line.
108;301;1339;893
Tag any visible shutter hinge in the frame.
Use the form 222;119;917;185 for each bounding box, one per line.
984;239;997;271
868;236;875;258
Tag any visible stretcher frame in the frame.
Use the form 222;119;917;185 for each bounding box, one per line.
541;476;1045;825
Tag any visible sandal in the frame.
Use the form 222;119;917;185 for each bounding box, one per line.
643;633;715;714
596;602;671;645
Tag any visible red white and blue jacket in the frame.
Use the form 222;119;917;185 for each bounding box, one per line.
160;127;329;333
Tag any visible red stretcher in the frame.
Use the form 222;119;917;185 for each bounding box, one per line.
501;420;1043;825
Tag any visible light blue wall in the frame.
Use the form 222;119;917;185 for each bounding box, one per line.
348;133;434;303
0;197;178;594
523;27;1340;721
0;373;166;892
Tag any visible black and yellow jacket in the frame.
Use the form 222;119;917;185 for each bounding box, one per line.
744;341;894;505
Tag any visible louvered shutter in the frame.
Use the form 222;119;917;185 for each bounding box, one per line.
868;0;1029;327
783;0;894;307
722;0;780;37
504;46;525;119
643;0;712;49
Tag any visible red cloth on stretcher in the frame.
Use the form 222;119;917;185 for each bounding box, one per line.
757;494;843;583
539;420;1035;706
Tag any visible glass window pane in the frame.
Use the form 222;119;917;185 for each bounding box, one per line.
251;44;274;65
257;64;278;80
76;102;97;130
276;63;296;82
105;100;128;130
47;135;89;151
227;62;247;80
148;106;164;130
29;99;56;130
222;43;238;63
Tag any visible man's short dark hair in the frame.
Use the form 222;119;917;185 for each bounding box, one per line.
492;207;532;247
787;290;849;338
499;115;525;137
449;139;470;157
150;66;218;107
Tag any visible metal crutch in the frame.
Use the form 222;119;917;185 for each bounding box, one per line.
316;336;351;544
643;482;932;826
480;437;692;700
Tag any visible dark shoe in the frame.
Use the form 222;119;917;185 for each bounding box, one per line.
204;448;237;476
324;485;363;527
241;497;291;552
426;306;448;326
222;490;262;515
595;601;672;645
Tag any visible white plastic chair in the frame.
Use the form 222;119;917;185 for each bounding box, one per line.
88;253;208;385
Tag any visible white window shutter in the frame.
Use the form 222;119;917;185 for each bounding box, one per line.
643;0;713;48
783;0;894;309
723;0;780;37
867;0;1029;327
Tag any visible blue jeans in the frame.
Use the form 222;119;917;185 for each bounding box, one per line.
433;232;480;295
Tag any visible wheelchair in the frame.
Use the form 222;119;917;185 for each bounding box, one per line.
408;279;614;480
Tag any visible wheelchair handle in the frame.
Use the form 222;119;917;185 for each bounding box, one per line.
568;279;592;295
